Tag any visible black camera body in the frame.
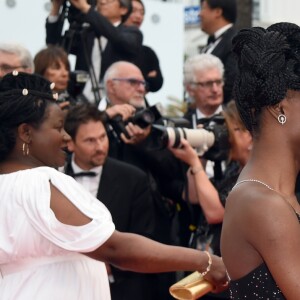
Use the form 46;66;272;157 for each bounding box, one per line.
108;107;229;162
108;105;162;139
199;115;230;162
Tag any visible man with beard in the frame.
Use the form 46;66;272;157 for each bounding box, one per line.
63;103;157;300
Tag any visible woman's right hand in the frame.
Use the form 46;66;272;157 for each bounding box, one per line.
169;138;200;167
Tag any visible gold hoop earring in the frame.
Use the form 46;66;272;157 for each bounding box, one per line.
22;143;30;156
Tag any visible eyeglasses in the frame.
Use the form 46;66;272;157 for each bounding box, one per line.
112;78;148;89
0;64;27;73
191;79;224;89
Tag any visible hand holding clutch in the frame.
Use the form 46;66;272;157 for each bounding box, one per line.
169;271;213;300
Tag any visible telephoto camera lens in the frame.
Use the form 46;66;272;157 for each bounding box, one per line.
161;127;215;155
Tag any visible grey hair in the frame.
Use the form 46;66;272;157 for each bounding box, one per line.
103;61;135;94
0;42;34;71
183;53;224;85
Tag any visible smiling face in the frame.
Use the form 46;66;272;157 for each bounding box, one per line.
124;0;145;28
68;120;109;170
28;103;71;168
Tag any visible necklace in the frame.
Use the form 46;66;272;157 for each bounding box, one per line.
233;179;276;192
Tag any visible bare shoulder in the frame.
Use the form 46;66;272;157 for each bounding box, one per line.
50;183;92;226
222;183;300;279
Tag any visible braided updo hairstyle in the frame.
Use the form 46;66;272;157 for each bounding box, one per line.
0;72;57;162
232;22;300;133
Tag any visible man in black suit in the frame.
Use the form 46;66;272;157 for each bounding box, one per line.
199;0;238;104
46;0;143;103
64;103;158;300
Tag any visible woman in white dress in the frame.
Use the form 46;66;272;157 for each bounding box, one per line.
0;71;227;300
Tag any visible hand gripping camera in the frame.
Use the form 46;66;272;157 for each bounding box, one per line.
153;114;230;162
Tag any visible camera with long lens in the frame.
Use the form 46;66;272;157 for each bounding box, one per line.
108;105;162;139
153;114;230;162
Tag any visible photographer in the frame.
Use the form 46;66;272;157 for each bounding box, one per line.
184;53;225;179
99;61;187;299
34;45;81;110
169;100;252;300
98;61;185;204
46;0;143;103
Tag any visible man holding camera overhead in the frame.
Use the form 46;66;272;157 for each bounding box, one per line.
46;0;142;104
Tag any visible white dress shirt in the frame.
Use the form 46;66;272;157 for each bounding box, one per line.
192;105;224;178
203;23;233;54
71;156;103;197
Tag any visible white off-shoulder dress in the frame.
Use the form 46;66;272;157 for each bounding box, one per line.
0;167;115;300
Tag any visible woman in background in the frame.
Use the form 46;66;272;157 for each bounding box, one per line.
34;45;79;108
169;100;252;257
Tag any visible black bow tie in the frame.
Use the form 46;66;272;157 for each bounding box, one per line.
207;35;216;45
73;171;97;178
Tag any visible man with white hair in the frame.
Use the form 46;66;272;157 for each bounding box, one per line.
99;61;186;300
0;42;34;78
99;60;147;110
184;53;224;129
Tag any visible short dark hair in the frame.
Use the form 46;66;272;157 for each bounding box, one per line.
201;0;237;23
232;22;300;133
120;0;133;23
0;72;57;162
34;45;70;77
64;103;106;140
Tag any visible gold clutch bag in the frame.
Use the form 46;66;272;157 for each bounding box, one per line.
169;271;213;300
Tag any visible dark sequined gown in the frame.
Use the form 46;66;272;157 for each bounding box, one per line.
229;214;300;299
229;263;285;299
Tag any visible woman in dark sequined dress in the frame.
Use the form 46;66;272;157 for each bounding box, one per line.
221;22;300;299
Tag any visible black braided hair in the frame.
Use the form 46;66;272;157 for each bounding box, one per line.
232;22;300;133
0;72;57;162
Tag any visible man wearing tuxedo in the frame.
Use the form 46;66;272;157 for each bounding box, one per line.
63;103;158;300
46;0;143;103
184;53;225;178
199;0;238;104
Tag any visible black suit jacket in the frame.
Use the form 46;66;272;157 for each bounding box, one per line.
46;7;143;80
64;156;157;300
97;157;154;236
64;156;154;236
210;26;238;104
135;45;163;92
